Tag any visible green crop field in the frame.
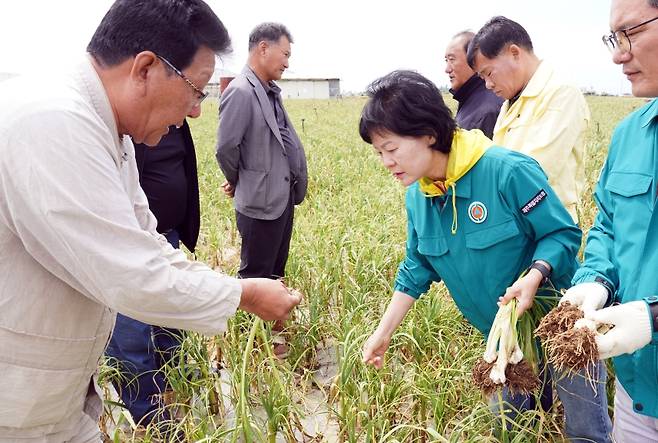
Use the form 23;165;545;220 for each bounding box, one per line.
100;94;647;442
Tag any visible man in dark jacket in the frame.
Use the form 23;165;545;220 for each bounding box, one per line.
106;120;200;427
445;31;503;138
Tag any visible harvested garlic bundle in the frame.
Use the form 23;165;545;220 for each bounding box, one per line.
473;299;539;396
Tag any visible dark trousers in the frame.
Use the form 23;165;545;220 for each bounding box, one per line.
105;230;183;425
236;193;294;280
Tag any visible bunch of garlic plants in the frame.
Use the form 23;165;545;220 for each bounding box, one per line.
472;298;540;398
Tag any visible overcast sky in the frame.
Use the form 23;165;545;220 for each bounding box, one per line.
0;0;629;94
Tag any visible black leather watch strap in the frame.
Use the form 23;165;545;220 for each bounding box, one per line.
528;261;551;285
645;295;658;334
651;304;658;334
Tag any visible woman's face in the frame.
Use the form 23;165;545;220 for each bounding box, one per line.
370;130;439;187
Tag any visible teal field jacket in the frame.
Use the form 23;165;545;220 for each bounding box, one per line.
573;98;658;418
395;147;581;336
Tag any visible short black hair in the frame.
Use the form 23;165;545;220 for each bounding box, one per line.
87;0;231;70
466;16;533;68
359;70;456;153
651;0;658;7
248;22;293;51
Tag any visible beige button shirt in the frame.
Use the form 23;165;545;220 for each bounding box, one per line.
0;57;241;441
493;62;590;223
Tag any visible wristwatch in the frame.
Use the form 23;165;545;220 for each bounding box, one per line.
528;261;551;286
595;276;615;306
644;296;658;344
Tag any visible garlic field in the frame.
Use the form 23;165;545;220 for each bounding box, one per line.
100;94;646;442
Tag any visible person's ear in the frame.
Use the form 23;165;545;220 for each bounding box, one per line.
508;44;521;59
258;40;269;57
130;51;158;96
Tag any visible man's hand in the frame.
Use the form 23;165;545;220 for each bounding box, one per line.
221;180;235;198
499;268;544;315
560;282;608;317
238;278;302;321
362;328;392;369
580;301;652;359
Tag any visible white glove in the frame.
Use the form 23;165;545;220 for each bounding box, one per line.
583;301;652;359
560;282;609;317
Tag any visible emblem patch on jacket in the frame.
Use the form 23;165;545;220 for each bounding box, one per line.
468;201;488;224
521;189;547;215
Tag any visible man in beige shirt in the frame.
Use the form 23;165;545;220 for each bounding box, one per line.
0;1;300;441
468;16;589;222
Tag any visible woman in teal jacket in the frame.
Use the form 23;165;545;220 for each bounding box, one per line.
360;70;611;441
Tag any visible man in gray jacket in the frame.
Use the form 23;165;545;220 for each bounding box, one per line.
217;23;308;292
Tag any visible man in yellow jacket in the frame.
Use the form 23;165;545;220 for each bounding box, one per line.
467;16;589;223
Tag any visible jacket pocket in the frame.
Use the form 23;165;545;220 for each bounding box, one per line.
605;171;652;197
417;236;448;256
236;169;268;211
465;218;520;250
464;219;525;290
0;362;88;428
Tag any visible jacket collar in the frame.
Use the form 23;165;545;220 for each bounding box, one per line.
498;61;552;125
76;55;125;164
640;98;658;128
418;129;491;235
419;173;473;198
243;65;281;93
450;74;486;105
242;66;285;149
418;128;491;199
515;60;551;100
452;167;473;198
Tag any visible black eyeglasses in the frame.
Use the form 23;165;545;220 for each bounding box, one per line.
156;54;208;106
602;15;658;54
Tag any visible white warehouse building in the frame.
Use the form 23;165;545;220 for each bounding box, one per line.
277;78;341;99
216;73;341;100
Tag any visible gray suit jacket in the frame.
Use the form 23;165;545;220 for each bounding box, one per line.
216;66;308;220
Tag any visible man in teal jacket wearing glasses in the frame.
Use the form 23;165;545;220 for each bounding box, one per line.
560;0;658;440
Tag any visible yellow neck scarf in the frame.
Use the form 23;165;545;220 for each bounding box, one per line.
418;129;493;234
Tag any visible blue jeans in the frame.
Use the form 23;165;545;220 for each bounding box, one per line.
105;230;184;425
490;360;612;442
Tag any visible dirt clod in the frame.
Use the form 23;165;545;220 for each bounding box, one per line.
472;358;540;397
505;359;540;396
472;359;497;397
535;302;599;372
534;302;583;340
